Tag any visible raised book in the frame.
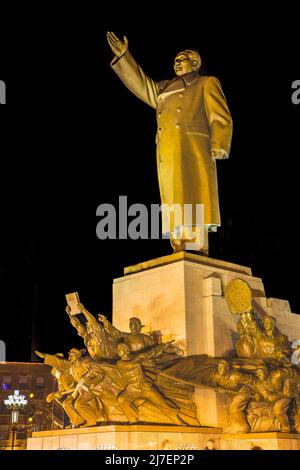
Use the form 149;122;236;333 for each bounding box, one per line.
65;292;81;316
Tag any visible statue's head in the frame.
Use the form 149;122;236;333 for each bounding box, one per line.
217;359;230;376
129;317;143;333
174;50;201;77
68;348;82;363
117;342;131;359
256;367;268;380
283;379;294;397
263;315;276;335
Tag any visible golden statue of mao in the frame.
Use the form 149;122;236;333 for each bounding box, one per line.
107;32;233;254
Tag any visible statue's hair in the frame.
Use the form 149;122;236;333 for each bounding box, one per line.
129;317;142;326
218;359;229;367
177;50;202;70
129;317;145;329
263;315;276;327
68;348;81;355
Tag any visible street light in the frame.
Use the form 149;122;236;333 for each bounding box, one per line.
4;390;28;450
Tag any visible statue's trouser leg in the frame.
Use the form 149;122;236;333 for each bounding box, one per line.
140;387;182;424
227;395;250;433
273;398;291;432
170;226;209;254
74;391;102;425
117;388;140;422
118;385;179;423
63;395;85;426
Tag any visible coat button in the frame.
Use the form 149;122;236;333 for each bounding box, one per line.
176;123;181;128
158;112;162;117
158;128;162;132
177;107;182;112
179;93;184;98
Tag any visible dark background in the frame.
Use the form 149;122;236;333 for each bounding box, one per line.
0;5;299;361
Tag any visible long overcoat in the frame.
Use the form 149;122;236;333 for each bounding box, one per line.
112;51;233;233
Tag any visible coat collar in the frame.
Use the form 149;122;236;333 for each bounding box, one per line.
182;71;200;87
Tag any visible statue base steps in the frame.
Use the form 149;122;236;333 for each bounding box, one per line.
26;425;221;450
26;426;300;450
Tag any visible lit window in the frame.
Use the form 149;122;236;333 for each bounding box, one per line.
36;377;45;387
19;376;28;384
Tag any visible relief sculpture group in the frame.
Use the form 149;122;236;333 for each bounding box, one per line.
37;279;300;434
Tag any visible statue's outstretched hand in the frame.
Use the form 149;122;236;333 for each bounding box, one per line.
35;350;46;359
65;305;71;315
98;313;107;324
107;31;128;58
211;149;228;160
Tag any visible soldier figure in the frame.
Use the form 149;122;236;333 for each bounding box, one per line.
67;304;119;360
60;348;115;427
35;351;76;404
98;315;154;353
214;360;254;433
253;367;292;433
116;342;183;424
257;316;292;362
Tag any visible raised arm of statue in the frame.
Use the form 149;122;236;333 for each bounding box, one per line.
66;306;87;338
78;303;99;330
132;341;174;364
98;314;126;339
35;351;68;370
107;31;159;109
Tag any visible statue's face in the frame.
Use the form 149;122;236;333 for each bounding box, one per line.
263;318;275;334
130;319;141;333
174;53;194;76
118;344;130;358
69;352;78;363
218;362;229;375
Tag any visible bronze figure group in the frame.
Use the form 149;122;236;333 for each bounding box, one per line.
37;279;300;433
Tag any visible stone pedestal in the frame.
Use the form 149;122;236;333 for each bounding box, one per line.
113;253;261;356
112;253;300;429
26;425;221;450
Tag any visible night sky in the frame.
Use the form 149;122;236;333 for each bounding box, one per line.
0;5;299;361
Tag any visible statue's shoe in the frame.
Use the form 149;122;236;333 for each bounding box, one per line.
171;238;185;253
79;422;97;428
